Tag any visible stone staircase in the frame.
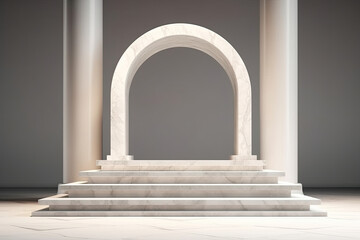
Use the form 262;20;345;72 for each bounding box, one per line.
32;160;326;216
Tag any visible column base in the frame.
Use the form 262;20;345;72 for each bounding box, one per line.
107;155;133;160
230;155;257;160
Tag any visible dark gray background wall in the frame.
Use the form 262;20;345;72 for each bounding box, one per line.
0;0;359;187
298;0;360;187
0;0;63;187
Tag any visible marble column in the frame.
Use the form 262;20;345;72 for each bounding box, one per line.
260;0;298;182
63;0;103;183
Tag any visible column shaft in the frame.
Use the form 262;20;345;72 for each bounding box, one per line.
260;0;298;182
63;0;103;183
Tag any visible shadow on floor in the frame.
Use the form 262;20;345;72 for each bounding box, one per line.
0;188;57;201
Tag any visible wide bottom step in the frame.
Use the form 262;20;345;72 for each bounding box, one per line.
38;194;321;211
32;207;327;217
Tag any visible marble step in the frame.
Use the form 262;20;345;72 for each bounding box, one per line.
97;160;265;171
58;182;301;197
38;194;320;211
32;207;327;217
80;170;284;184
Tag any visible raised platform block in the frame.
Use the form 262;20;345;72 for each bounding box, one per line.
34;160;326;217
80;170;283;184
96;160;265;171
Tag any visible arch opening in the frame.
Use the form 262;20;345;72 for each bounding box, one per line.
129;47;234;160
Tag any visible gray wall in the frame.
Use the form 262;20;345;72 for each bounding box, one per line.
0;0;359;187
298;0;360;187
0;0;63;187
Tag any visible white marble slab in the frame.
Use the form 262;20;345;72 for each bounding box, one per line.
58;182;301;198
101;166;263;171
38;194;321;211
97;160;265;171
80;169;282;184
39;194;321;206
97;160;265;166
32;207;327;217
81;169;282;177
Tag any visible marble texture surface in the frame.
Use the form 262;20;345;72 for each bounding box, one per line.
84;176;279;184
32;208;326;217
3;189;359;239
97;159;265;171
37;194;320;212
108;23;253;160
80;169;283;184
33;162;323;216
57;182;301;197
97;160;265;166
100;165;263;171
81;169;284;177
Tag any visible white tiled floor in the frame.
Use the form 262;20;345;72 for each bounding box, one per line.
0;189;359;240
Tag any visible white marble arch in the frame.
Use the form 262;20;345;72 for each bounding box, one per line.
108;23;254;160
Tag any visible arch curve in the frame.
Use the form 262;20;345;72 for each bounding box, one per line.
108;23;253;160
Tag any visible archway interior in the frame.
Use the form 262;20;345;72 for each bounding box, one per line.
129;47;234;159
